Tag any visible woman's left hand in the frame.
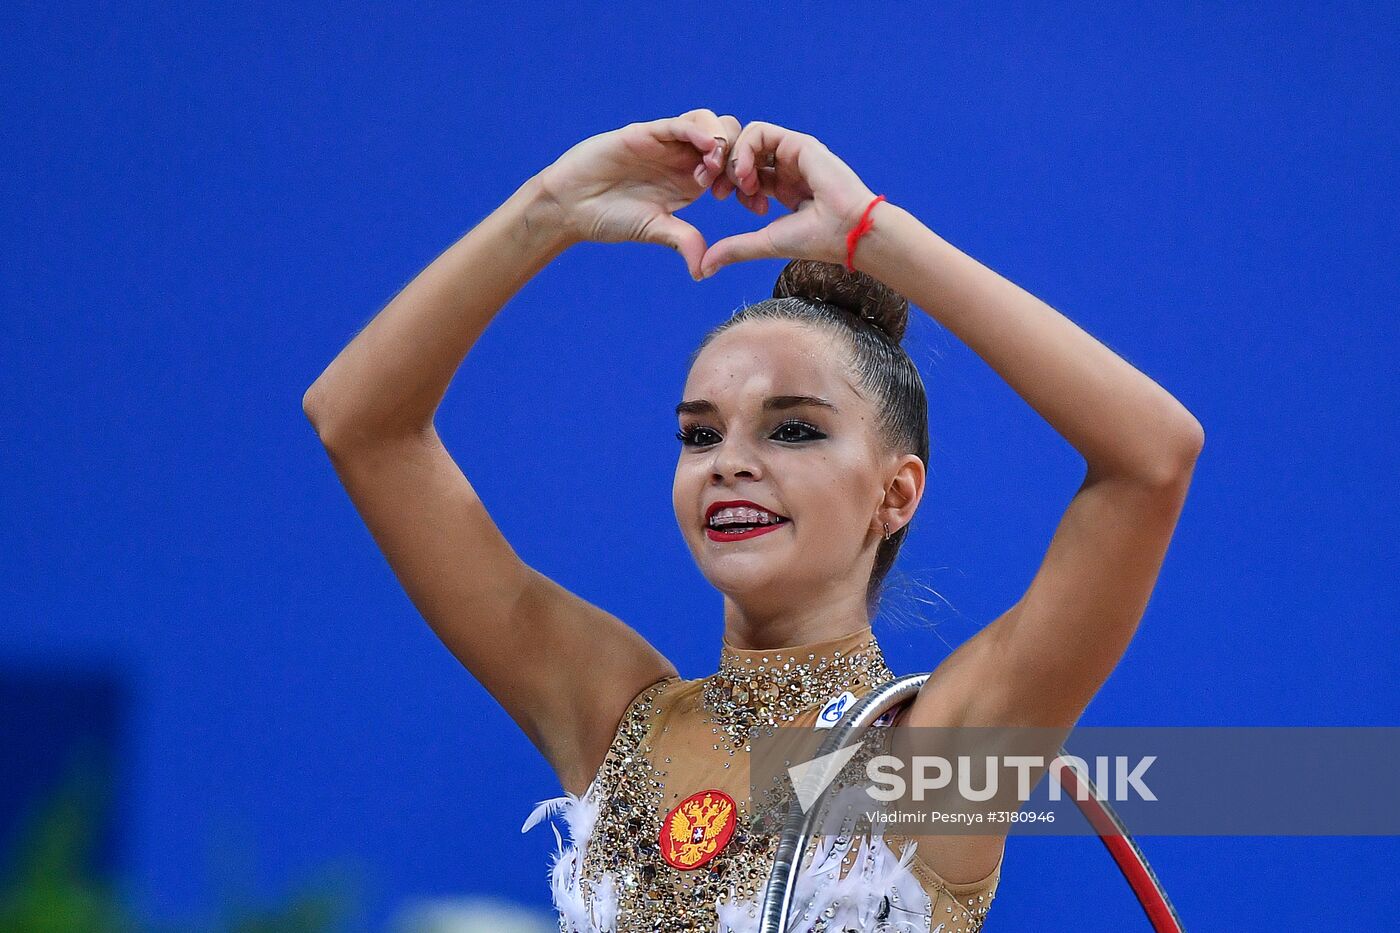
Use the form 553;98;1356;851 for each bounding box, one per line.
699;121;878;278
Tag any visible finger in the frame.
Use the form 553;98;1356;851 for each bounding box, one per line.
704;116;744;200
745;151;780;197
739;164;779;212
661;112;741;193
707;139;727;173
699;225;782;279
702;113;742;180
673;110;737;169
696;146;726;187
640;214;709;281
727;122;788;197
720;162;773;205
652;113;722;158
713;114;741;168
736;185;769;216
697;138;732;187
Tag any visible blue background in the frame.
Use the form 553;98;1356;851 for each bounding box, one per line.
4;2;1396;929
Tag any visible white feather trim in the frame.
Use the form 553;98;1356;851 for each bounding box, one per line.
520;794;571;835
715;880;760;933
523;779;621;932
525;779;935;932
718;785;933;931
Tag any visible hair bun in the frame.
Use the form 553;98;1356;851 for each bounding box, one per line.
772;259;910;343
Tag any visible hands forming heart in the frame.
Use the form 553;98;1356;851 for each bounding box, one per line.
537;109;880;281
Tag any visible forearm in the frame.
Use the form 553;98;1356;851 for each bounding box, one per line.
856;202;1204;481
303;172;575;445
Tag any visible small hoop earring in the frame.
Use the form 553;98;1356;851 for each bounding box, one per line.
882;521;892;542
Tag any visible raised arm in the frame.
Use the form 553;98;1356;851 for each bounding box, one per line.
699;119;1203;733
302;110;742;794
854;174;1202;888
852;202;1204;732
698;120;1203;883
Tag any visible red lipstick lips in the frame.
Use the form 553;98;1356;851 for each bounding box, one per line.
704;499;790;542
705;523;787;542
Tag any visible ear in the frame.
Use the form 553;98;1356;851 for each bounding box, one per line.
875;452;925;536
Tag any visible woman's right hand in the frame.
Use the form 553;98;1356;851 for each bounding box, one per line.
536;109;745;281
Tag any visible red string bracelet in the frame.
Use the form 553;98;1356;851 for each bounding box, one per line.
845;194;887;271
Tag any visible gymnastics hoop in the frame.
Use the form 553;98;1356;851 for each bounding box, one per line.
756;673;1186;932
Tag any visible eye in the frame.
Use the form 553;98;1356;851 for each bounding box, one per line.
676;425;721;448
772;420;826;443
676;420;827;449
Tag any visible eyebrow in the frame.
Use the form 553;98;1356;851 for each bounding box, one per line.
674;395;841;417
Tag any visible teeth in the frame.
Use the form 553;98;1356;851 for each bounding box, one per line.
709;506;786;528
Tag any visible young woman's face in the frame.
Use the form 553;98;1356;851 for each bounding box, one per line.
673;318;908;614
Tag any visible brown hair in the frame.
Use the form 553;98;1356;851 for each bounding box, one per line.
690;259;930;613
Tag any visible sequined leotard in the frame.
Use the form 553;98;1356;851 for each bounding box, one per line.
523;627;1001;932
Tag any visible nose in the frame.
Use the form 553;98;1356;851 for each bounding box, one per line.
709;434;761;483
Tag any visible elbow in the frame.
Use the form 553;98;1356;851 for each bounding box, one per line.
300;381;430;450
301;381;351;444
1121;420;1205;490
1150;420;1205;488
1088;416;1204;490
302;381;329;432
1157;404;1205;474
1174;417;1206;465
1185;419;1205;457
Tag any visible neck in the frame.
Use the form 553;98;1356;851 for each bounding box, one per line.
720;592;872;650
706;624;893;741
